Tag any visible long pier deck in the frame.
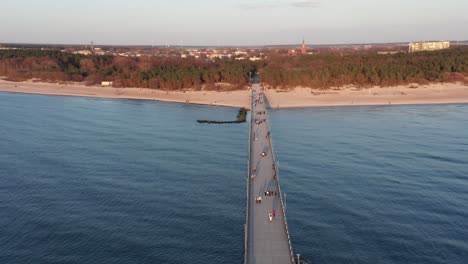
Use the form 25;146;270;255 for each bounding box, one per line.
245;84;295;264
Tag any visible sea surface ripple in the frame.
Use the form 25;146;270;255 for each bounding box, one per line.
270;105;468;264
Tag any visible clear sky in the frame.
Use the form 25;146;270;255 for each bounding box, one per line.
1;0;467;46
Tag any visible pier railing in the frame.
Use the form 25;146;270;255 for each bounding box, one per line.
244;87;253;264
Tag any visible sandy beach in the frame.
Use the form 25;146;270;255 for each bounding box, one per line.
265;83;468;108
1;79;468;109
0;79;250;108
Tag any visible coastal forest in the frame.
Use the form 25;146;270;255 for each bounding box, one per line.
1;47;467;90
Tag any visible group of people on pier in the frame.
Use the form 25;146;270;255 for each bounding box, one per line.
254;118;266;125
264;190;278;197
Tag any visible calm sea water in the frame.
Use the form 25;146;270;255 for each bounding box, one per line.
1;92;467;264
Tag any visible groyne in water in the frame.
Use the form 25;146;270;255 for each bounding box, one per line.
197;108;248;124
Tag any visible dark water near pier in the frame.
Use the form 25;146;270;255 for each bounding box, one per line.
1;92;467;263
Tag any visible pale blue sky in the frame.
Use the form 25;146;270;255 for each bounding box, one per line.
1;0;467;45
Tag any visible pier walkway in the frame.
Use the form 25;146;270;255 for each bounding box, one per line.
245;84;295;264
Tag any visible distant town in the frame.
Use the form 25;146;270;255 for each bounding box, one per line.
1;40;467;61
1;39;467;92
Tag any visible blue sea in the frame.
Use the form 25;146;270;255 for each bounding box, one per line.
1;92;467;264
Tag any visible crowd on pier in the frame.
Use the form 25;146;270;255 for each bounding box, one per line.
251;87;280;223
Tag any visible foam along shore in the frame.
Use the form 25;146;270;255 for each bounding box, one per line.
264;83;468;108
1;79;468;109
0;79;250;109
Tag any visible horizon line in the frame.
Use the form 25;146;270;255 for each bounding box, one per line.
1;39;467;49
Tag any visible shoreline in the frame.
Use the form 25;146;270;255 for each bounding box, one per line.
0;79;250;109
1;79;468;109
264;83;468;109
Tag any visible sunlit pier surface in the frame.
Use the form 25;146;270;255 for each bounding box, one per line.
245;83;295;264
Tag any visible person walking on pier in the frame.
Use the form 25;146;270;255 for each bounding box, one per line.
272;209;277;219
256;197;262;204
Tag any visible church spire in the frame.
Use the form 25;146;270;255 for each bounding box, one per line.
301;37;306;54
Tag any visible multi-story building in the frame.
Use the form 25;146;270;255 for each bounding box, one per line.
409;41;450;53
